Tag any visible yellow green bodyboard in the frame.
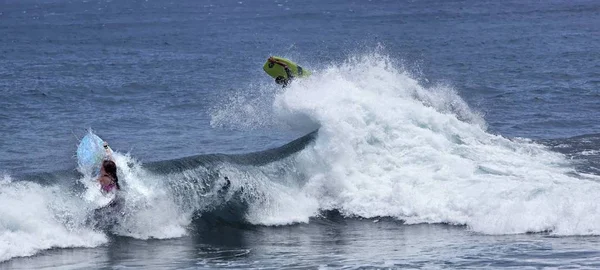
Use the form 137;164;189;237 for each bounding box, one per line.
263;56;311;80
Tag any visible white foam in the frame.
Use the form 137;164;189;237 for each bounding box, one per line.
93;153;191;239
214;52;600;235
240;162;319;226
580;149;599;156
0;180;107;262
0;151;199;262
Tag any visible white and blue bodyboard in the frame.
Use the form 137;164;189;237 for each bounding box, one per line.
77;131;111;175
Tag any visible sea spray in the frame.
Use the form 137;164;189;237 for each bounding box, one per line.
214;52;600;235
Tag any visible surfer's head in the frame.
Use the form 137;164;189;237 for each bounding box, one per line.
102;160;120;190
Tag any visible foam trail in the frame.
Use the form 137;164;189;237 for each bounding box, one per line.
0;151;194;262
222;52;600;235
0;176;107;262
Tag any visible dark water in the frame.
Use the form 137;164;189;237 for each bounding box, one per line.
6;220;600;269
2;0;600;268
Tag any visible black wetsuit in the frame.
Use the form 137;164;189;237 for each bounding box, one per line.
282;67;294;87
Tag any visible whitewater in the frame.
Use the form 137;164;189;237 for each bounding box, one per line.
213;52;600;235
2;53;600;263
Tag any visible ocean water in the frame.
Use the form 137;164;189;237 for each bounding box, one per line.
1;0;600;268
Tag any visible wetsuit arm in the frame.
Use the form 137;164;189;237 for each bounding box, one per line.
284;66;293;80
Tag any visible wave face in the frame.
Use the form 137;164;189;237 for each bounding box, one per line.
214;52;600;236
0;131;317;262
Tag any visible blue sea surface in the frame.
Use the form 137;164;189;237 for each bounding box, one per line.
1;0;600;268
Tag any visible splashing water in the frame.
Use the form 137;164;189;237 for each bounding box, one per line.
214;52;600;235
